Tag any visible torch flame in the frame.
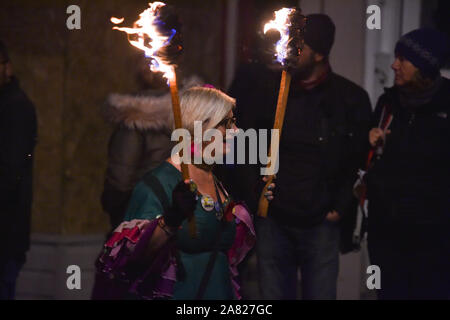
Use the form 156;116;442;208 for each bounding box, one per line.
264;7;295;65
110;17;125;24
111;2;176;81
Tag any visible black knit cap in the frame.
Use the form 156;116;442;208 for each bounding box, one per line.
395;28;450;78
304;14;335;57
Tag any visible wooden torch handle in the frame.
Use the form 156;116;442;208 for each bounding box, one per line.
257;70;292;218
169;72;197;238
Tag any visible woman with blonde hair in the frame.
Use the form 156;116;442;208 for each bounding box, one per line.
93;86;274;300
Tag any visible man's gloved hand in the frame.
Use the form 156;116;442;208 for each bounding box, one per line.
163;179;197;229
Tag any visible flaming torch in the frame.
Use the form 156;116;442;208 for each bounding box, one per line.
257;8;306;218
111;2;197;237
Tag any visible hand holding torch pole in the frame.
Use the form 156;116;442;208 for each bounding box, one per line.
168;71;197;238
257;70;291;217
168;72;190;181
257;8;305;218
111;2;196;237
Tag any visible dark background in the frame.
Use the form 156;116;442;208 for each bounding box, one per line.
0;0;448;299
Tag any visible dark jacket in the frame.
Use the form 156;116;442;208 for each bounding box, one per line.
367;78;450;247
0;77;37;260
221;63;372;230
101;77;202;229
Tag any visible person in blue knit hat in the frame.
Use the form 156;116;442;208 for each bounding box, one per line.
367;28;450;299
395;28;449;79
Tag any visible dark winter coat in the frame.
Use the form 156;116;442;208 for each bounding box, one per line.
221;63;372;231
367;78;450;248
0;77;37;260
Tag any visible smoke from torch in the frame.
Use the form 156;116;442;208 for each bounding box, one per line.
257;7;305;218
111;2;197;238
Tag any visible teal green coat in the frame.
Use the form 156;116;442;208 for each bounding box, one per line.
125;162;237;299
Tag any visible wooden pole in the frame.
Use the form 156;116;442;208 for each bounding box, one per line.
169;70;197;238
257;70;292;218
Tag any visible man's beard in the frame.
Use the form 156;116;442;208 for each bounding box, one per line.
287;55;315;80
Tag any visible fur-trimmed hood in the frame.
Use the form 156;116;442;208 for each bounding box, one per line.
103;76;204;131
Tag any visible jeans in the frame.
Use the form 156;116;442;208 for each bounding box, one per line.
0;258;24;300
256;215;340;300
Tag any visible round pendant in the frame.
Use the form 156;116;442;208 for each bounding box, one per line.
201;195;215;212
215;210;223;221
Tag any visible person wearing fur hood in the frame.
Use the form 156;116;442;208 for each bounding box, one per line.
101;76;203;230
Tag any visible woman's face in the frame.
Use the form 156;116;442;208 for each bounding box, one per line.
391;55;419;87
202;110;237;159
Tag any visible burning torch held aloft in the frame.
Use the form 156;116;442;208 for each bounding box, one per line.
257;7;306;218
111;2;197;238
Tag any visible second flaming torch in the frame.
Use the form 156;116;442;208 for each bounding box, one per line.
257;7;306;218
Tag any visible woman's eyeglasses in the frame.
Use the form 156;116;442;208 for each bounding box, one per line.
216;116;237;129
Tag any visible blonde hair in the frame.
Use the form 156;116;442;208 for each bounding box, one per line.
180;87;235;135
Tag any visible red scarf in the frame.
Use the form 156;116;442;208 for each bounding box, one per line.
298;63;331;90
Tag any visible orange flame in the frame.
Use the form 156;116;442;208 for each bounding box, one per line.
110;17;124;24
264;8;295;65
111;2;175;81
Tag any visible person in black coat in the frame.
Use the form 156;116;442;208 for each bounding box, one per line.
367;28;450;299
222;14;372;299
0;40;37;300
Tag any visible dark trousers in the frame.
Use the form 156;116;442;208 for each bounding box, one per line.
0;258;24;300
368;235;450;300
256;215;340;300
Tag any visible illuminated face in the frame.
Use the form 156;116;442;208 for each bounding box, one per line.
391;55;419;87
200;110;237;161
215;110;237;132
213;110;237;156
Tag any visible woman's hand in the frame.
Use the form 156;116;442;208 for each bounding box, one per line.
163;179;197;229
369;128;391;147
145;180;197;260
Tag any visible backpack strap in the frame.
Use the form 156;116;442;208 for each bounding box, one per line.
142;172;188;281
195;178;227;300
142;172;171;212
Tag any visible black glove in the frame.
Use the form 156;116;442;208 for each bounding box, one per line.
163;180;197;229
